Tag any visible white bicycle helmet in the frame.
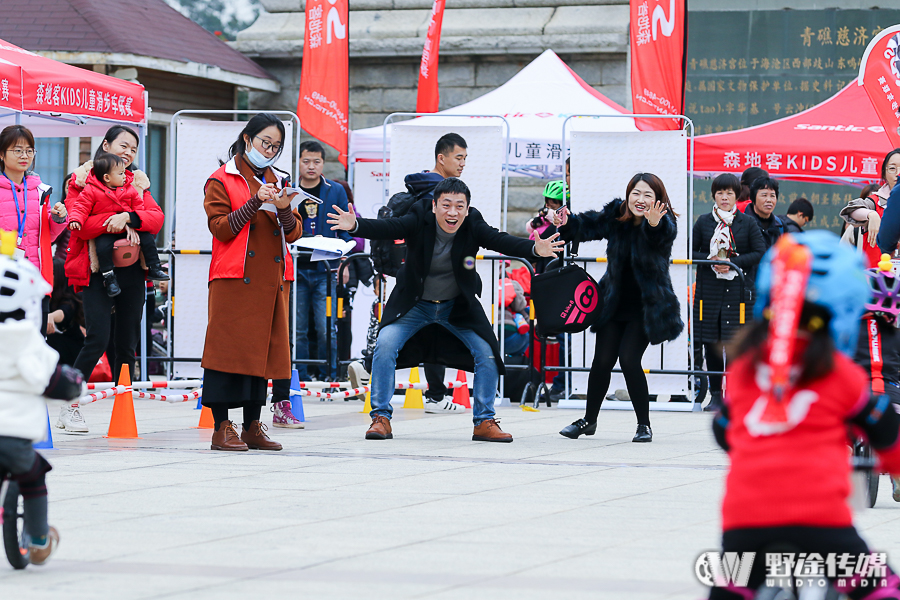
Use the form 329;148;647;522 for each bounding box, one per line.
0;254;51;324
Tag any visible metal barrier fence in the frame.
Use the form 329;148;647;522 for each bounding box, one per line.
532;256;747;409
151;249;747;412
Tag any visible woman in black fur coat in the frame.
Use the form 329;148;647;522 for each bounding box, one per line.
555;173;683;442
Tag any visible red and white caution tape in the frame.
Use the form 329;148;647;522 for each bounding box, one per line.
78;385;128;405
78;379;468;405
135;389;202;403
86;380;203;390
291;386;370;400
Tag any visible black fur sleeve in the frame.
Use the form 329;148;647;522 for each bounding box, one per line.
561;200;621;243
641;212;677;254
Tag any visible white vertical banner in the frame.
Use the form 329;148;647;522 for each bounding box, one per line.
172;119;293;378
568;129;689;398
388;123;506;338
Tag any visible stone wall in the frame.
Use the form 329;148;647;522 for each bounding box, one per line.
234;0;629;234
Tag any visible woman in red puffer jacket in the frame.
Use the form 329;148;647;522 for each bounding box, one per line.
59;126;163;434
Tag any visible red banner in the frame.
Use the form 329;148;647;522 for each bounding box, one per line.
0;39;145;122
859;25;900;150
416;0;446;113
629;0;686;131
298;0;349;167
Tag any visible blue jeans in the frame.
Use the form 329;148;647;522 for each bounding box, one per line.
296;269;337;379
504;332;529;356
371;300;499;424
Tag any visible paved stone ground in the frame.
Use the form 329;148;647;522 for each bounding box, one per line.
3;398;900;599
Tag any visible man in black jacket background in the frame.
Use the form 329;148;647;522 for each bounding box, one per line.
779;197;813;234
329;177;562;442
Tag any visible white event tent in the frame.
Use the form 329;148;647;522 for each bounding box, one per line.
349;49;638;179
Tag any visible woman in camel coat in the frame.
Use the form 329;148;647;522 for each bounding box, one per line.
201;113;301;451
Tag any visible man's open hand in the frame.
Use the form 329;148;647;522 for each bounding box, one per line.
327;204;357;231
534;231;565;257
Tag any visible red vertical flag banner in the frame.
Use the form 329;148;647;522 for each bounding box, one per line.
859;25;900;150
298;0;349;167
417;0;446;113
629;0;687;131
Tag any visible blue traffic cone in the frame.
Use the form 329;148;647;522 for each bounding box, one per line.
196;376;204;409
33;406;53;449
288;369;306;422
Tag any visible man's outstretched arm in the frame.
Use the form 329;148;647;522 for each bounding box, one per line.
472;214;564;259
327;203;417;240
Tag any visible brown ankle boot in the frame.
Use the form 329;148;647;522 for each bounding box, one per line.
473;418;513;443
211;420;249;451
365;415;393;439
241;420;283;451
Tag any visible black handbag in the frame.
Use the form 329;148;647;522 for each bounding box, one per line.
531;230;601;337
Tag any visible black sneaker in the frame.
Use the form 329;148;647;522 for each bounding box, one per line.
103;272;121;297
559;418;597;439
146;266;169;281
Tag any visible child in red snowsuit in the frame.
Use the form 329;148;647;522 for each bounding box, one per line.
710;232;900;600
68;153;167;297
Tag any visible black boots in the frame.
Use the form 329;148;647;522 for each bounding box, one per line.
559;418;598;439
704;391;723;412
103;271;121;297
146;265;169;281
632;424;652;443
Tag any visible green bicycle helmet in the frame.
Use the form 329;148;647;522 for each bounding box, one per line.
543;180;566;202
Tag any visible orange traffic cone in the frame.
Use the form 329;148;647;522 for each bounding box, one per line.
452;370;471;408
196;406;214;429
106;364;139;439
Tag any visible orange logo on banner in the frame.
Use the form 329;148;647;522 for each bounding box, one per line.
629;0;686;131
859;25;900;149
416;0;446;113
298;0;349;167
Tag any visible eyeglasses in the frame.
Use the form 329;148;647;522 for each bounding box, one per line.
254;137;282;153
6;148;34;157
887;166;899;174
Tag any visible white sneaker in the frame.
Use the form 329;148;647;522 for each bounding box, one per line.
424;398;466;414
347;361;370;397
56;405;89;433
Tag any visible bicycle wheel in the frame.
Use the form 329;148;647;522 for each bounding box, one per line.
854;441;879;508
2;481;29;569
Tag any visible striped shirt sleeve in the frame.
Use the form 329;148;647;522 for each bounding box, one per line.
276;206;297;234
226;195;263;235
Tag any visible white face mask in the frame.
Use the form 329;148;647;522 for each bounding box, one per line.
246;145;277;169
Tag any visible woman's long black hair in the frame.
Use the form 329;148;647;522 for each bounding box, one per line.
94;125;140;170
225;113;286;163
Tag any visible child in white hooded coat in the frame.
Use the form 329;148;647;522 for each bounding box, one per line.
0;249;83;566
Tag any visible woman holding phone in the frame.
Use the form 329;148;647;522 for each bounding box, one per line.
201;113;302;451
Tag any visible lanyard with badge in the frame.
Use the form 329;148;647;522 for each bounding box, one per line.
4;172;26;260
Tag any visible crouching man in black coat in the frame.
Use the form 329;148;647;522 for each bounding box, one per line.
328;177;563;442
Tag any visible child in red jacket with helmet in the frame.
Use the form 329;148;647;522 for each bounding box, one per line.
68;153;167;297
709;232;900;600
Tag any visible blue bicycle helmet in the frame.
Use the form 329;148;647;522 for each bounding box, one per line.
754;230;869;356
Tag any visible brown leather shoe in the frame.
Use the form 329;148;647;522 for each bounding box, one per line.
211;420;249;451
365;415;393;439
473;419;513;443
241;420;283;451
